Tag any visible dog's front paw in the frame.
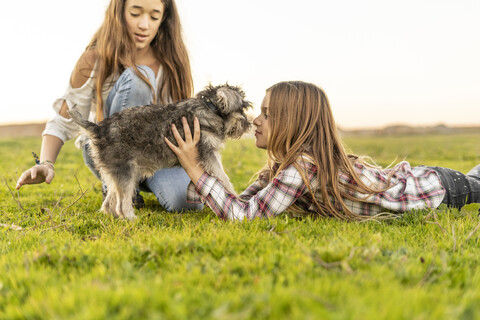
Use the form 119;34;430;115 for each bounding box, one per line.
121;207;137;221
125;214;137;221
101;203;119;217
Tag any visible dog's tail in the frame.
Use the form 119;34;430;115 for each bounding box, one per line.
68;108;97;136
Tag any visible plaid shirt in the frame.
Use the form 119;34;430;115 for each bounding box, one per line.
187;158;446;220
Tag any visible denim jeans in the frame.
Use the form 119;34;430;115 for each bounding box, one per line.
427;164;480;209
82;66;203;212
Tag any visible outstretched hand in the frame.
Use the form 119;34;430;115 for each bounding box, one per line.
16;164;55;190
165;116;206;184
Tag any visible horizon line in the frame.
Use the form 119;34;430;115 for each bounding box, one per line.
1;120;479;132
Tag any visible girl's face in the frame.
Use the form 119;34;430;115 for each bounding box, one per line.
124;0;165;52
253;93;271;149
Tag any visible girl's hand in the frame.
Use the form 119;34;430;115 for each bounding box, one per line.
16;164;55;190
165;116;206;184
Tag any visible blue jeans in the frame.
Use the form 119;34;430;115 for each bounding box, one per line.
82;66;203;212
427;164;480;209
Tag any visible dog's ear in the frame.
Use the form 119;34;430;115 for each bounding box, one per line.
216;86;245;113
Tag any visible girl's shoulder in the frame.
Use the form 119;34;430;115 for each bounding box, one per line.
296;154;317;171
273;155;318;180
70;47;98;89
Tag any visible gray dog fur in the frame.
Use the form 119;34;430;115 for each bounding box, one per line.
69;84;252;220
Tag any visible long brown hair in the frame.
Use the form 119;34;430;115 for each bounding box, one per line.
86;0;193;121
263;81;387;220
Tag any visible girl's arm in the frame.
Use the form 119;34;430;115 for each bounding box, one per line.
191;165;310;220
239;180;265;201
16;49;96;190
165;117;313;220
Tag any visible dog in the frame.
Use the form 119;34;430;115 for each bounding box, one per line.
69;84;252;220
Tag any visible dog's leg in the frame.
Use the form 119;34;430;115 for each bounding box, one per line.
113;172;137;220
101;190;115;215
100;173;119;217
201;152;236;196
119;187;136;220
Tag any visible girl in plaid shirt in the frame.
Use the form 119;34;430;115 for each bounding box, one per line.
166;81;480;220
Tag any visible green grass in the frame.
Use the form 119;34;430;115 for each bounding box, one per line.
1;134;480;319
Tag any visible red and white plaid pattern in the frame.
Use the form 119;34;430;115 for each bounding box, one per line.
187;158;446;220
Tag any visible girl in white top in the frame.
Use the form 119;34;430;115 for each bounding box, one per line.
16;0;203;212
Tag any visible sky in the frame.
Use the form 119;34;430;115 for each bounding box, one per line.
1;0;479;129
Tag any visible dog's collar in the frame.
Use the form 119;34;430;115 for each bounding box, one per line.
201;96;225;117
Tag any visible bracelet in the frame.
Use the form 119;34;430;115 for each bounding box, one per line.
39;160;55;169
32;152;54;169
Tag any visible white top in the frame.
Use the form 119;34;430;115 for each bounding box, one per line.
42;66;162;149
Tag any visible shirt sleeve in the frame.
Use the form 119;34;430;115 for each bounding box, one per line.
238;180;265;201
188;163;314;221
42;70;96;143
186;175;266;203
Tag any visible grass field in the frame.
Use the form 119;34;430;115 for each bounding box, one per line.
1;134;480;319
